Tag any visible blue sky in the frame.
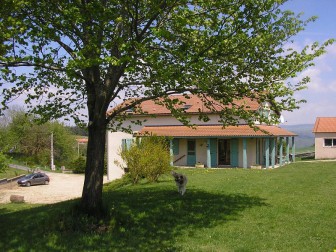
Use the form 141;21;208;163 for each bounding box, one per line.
281;0;336;125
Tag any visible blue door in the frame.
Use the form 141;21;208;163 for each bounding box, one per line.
187;140;196;166
230;139;239;167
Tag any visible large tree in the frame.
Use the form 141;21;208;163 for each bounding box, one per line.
0;0;333;215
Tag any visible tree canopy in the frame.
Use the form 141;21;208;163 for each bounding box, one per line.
0;0;333;215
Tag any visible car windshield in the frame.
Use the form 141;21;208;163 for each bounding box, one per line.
24;174;35;179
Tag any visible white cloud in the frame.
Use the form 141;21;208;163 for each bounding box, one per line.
282;39;336;124
283;101;336;125
290;43;336;93
328;80;336;92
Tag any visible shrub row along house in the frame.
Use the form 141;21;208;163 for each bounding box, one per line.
106;94;296;180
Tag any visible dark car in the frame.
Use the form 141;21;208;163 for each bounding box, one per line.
17;172;50;187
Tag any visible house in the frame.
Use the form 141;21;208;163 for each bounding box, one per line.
312;117;336;159
106;94;296;180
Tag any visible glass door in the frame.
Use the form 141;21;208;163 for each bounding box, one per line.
187;140;196;166
218;139;231;165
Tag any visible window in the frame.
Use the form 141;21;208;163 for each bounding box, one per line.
187;140;196;155
324;138;336;147
122;138;133;150
182;104;192;111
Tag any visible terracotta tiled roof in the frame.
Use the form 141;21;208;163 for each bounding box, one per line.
109;94;260;116
76;138;88;144
138;125;296;137
312;117;336;133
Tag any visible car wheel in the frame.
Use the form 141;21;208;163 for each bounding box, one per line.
45;180;49;185
26;182;31;187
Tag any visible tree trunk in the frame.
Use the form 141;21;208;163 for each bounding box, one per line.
80;117;107;216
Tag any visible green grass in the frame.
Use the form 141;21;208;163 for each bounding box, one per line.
1;162;336;251
0;168;28;179
296;145;315;154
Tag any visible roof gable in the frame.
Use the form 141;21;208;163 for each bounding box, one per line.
313;117;336;133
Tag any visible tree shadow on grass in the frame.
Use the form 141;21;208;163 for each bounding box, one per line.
0;187;267;251
102;187;267;251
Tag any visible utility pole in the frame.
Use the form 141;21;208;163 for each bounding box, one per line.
51;132;55;170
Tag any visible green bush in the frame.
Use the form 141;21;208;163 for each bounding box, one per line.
120;136;171;184
0;151;10;173
70;156;86;174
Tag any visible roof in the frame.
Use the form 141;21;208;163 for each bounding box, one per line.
312;117;336;133
138;125;296;137
76;138;88;144
109;94;260;116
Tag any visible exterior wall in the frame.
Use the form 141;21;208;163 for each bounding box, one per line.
247;138;257;167
107;133;282;172
315;132;336;159
120;114;248;132
172;138;208;166
172;137;257;168
106;131;133;181
237;138;257;168
173;139;188;166
195;139;208;165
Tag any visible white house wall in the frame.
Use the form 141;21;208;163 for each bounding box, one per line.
171;138;209;167
196;139;208;165
315;132;336;159
173;139;187;166
237;138;257;168
120;114;246;132
106;131;133;181
171;137;258;168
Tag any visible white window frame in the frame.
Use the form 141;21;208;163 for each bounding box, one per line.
323;138;336;147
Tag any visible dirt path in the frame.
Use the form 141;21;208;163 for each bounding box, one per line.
0;172;109;204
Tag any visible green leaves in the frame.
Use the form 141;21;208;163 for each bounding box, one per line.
0;151;10;173
119;136;171;184
0;0;334;126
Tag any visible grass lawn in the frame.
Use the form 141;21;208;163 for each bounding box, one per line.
0;168;28;180
0;162;335;251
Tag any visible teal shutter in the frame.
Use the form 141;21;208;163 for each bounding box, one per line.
210;138;217;167
173;139;179;155
230;138;239;167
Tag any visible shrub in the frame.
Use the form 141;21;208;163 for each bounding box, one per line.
70;156;86;174
0;151;10;173
120;136;171;184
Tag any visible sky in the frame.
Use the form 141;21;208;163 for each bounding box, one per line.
2;0;336;126
280;0;336;125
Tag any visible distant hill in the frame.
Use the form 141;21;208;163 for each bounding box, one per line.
281;124;314;149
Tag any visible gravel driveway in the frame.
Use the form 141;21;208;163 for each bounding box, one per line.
0;172;109;204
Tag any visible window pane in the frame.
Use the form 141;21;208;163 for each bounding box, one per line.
333;139;336;146
324;139;332;146
187;140;196;155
